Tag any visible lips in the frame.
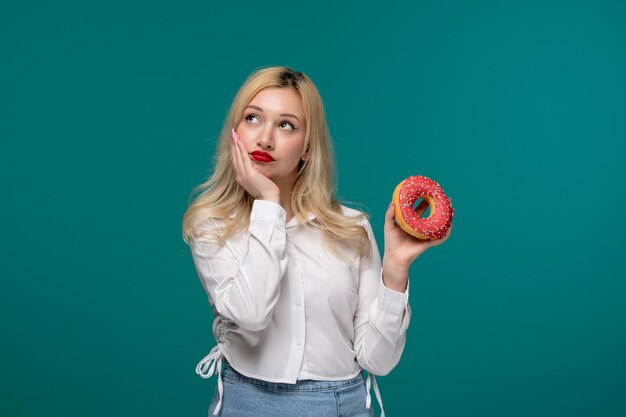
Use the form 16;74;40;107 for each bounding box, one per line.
250;151;274;162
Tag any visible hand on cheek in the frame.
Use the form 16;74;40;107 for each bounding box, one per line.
230;128;280;204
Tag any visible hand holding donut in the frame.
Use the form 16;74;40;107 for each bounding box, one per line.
230;128;280;204
383;200;452;267
381;175;454;291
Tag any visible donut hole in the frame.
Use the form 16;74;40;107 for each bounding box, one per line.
413;197;432;218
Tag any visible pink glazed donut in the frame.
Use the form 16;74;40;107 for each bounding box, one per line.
392;175;454;239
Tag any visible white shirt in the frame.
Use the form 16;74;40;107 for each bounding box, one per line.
191;199;411;416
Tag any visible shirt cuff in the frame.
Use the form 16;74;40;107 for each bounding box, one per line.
378;270;411;333
249;199;286;229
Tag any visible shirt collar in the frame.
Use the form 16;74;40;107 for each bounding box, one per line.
227;208;317;228
286;211;317;229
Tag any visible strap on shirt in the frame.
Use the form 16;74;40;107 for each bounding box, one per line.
196;345;385;417
195;344;224;416
365;371;386;417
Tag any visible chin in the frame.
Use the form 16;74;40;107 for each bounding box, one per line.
253;165;274;177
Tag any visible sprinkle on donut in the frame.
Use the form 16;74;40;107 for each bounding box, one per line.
392;175;454;239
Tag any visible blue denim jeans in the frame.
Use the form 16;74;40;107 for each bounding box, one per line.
208;361;375;417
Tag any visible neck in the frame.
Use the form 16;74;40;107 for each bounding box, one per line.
280;195;293;222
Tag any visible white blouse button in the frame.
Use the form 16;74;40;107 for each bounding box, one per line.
296;338;303;345
296;299;302;306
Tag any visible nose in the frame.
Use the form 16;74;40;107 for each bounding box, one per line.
257;126;274;150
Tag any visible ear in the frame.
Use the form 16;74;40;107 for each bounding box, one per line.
301;150;309;161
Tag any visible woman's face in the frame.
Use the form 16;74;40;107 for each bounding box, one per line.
235;87;307;187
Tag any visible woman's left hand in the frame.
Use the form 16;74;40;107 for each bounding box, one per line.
382;201;452;289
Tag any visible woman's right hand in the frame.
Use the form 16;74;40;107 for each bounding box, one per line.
230;128;281;204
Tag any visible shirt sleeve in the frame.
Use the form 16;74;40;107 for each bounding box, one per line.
189;199;288;332
353;218;412;376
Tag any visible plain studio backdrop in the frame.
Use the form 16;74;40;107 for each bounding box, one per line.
1;0;625;416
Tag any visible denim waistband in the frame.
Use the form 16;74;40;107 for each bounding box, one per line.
222;360;365;392
196;345;385;416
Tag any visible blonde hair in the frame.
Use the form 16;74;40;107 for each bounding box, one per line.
182;66;371;260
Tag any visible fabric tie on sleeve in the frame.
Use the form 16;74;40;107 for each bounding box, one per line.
195;344;224;416
365;371;386;417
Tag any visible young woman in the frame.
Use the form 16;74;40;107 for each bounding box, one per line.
182;66;451;417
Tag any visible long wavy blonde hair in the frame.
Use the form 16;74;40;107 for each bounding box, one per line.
182;66;371;260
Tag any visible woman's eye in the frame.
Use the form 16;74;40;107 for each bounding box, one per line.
244;114;259;123
279;121;296;131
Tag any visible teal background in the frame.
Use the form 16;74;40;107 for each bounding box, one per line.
2;0;625;416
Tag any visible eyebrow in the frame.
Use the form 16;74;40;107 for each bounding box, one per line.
245;105;301;122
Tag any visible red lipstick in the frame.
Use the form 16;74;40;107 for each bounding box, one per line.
250;151;274;162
